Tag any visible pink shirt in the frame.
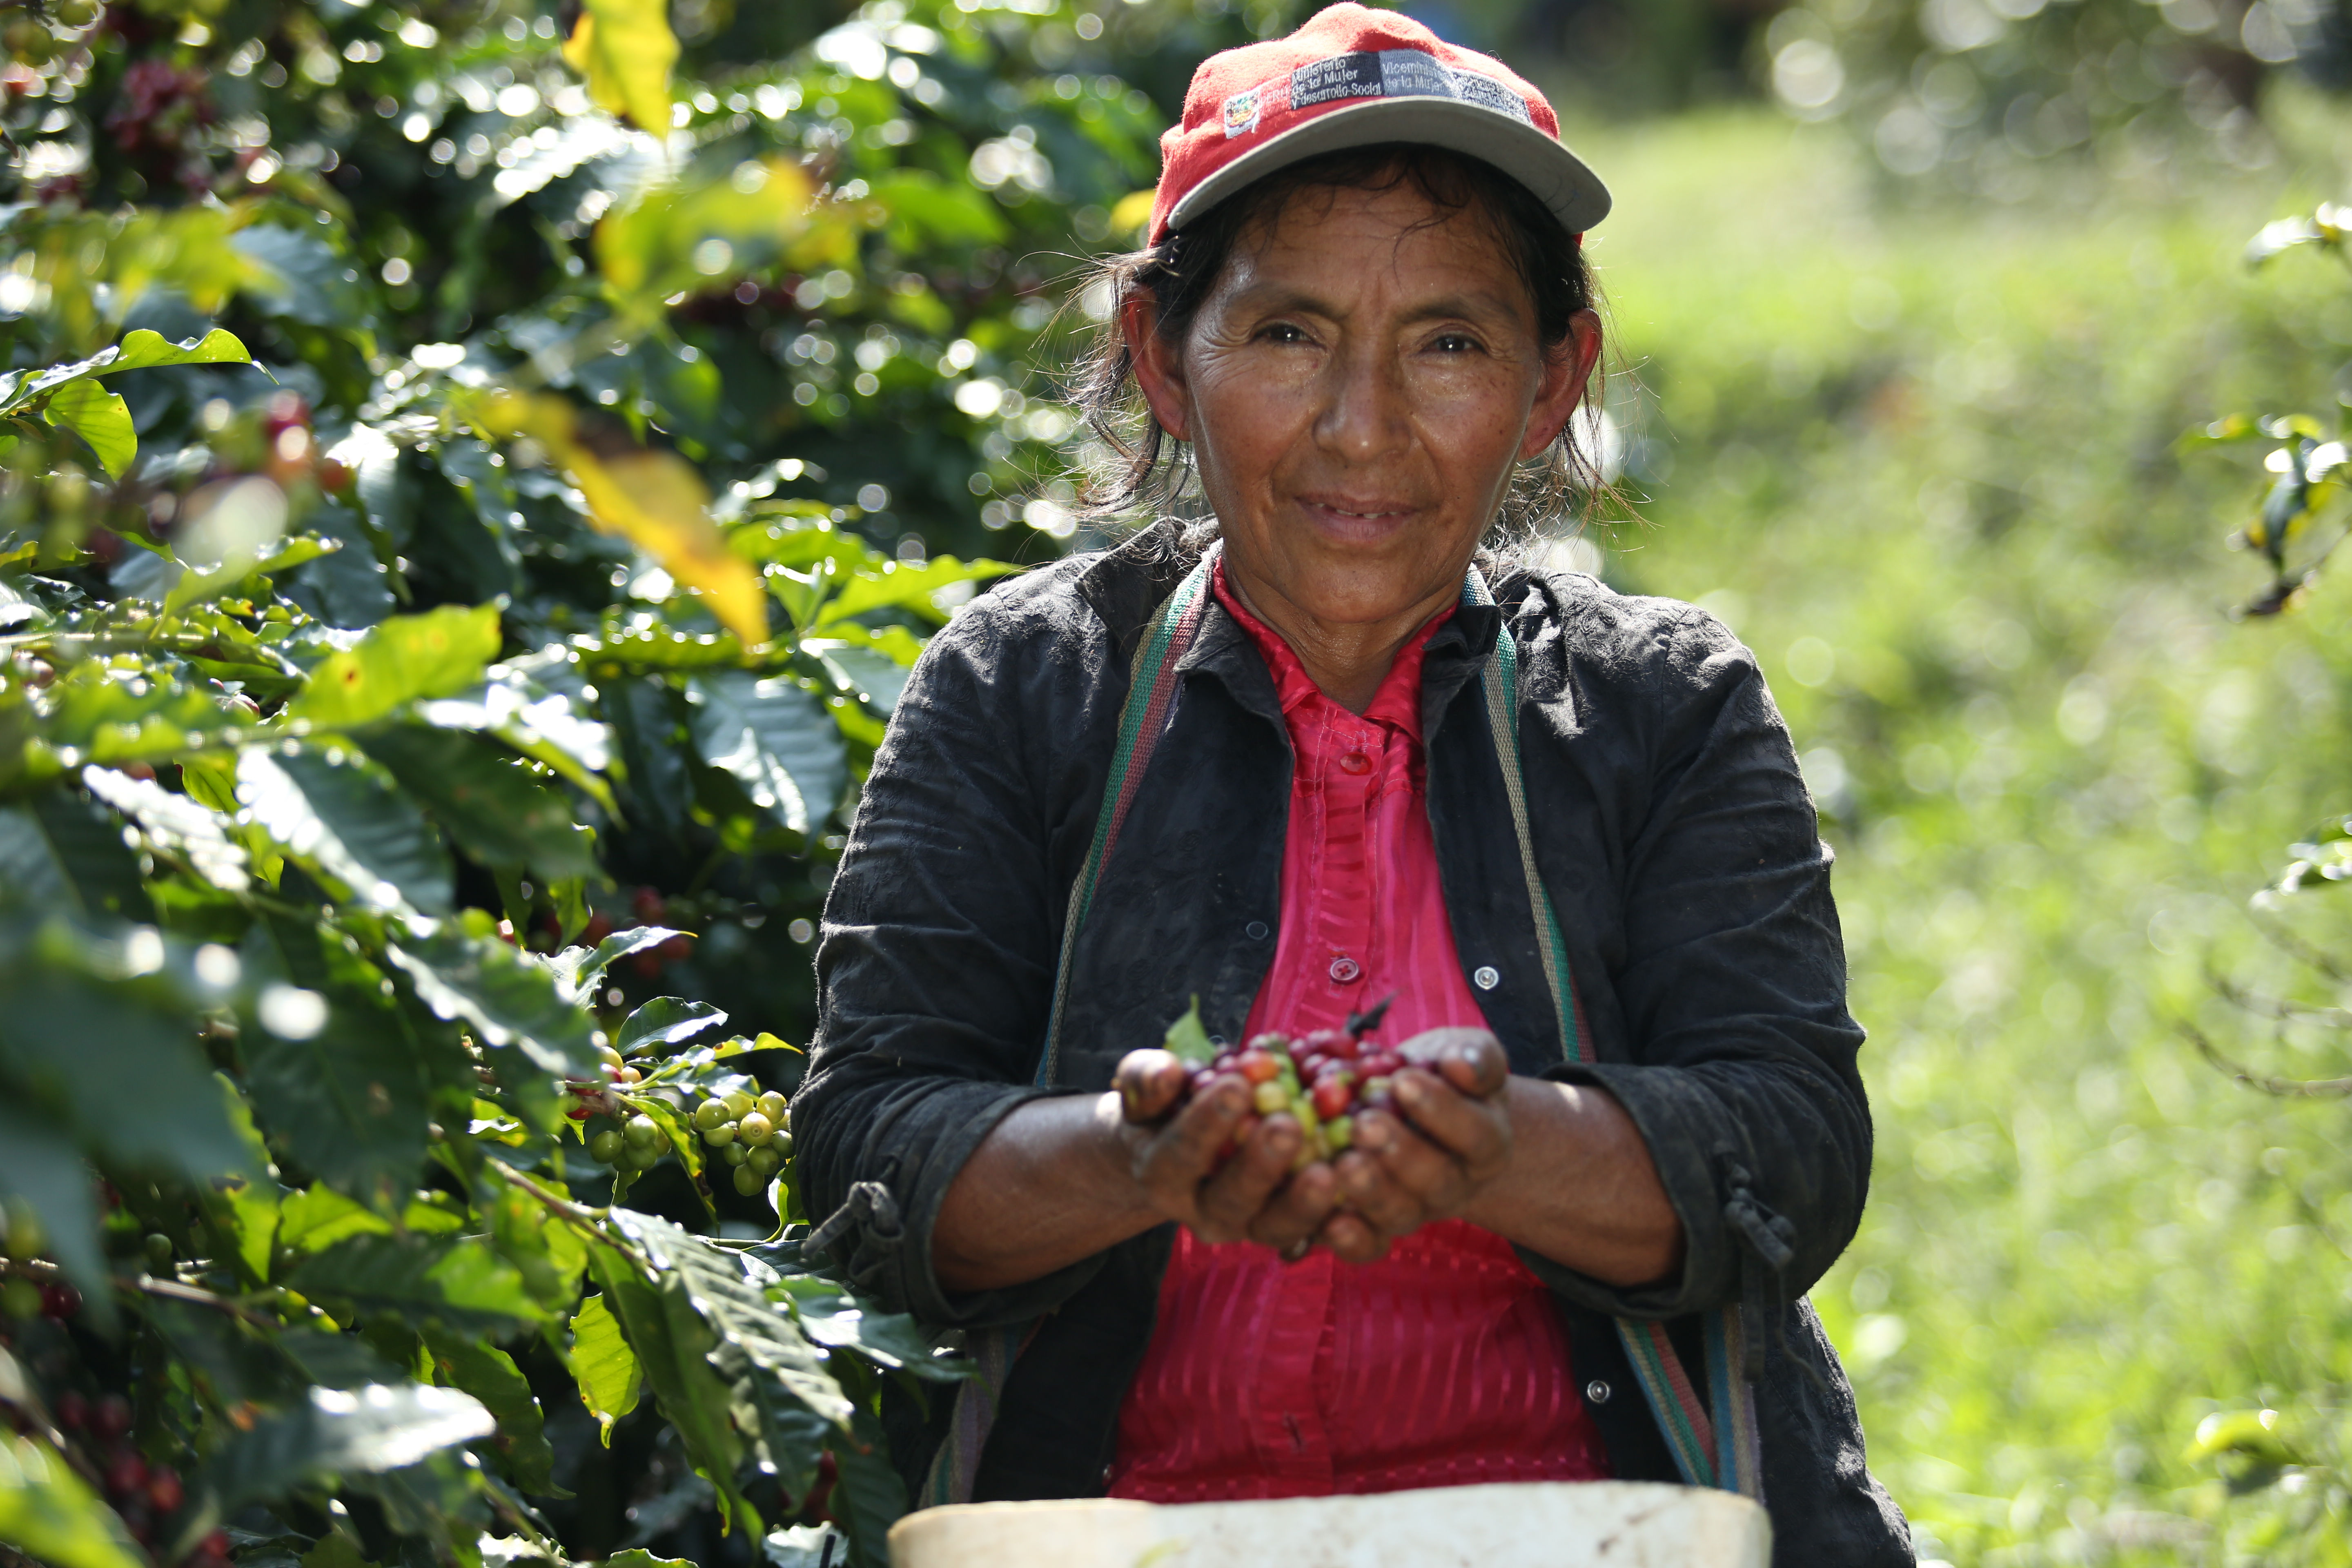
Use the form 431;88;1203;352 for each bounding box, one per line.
1105;562;1609;1501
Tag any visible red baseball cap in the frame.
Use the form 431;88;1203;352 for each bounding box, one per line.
1147;2;1610;247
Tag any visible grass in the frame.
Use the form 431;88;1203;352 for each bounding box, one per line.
1570;100;2352;1564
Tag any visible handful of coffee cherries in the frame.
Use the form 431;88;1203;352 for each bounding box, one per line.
1157;994;1408;1169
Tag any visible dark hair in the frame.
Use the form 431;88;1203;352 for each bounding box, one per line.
1068;142;1608;541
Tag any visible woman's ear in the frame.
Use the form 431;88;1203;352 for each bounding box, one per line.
1519;308;1604;463
1123;293;1191;443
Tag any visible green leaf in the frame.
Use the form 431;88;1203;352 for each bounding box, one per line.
813;556;1016;628
288;604;503;730
356;726;600;884
277;1185;396;1254
100;327;252;374
419;1327;556;1495
566;1293;642;1444
611;1211;848;1505
239;984;431;1209
581;1241;755;1531
1161;997;1213;1066
289;1234;550;1337
385;911;600;1082
41;376;135;479
233;227;376;330
1;795;154;922
769;1279;970;1383
617;997;727;1057
0;1434;145;1568
604;1553;689;1568
278;1328;411;1391
0;1107;112;1327
0;955;254;1184
163;535;336;619
236;746;453;916
546;924;684;997
80;765;249;891
826;1416;907;1568
199;1384;496;1514
688;672;846;835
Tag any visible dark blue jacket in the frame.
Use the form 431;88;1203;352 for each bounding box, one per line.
798;524;1913;1566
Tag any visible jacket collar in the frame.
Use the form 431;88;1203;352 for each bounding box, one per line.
1073;521;1507;736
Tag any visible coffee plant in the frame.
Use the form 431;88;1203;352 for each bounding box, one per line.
0;0;1285;1563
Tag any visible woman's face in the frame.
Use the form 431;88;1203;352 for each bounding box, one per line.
1130;179;1600;632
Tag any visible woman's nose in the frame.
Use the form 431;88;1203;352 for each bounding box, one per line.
1312;340;1412;463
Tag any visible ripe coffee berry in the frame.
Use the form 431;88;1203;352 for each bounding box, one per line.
92;1394;131;1441
1155;997;1404;1172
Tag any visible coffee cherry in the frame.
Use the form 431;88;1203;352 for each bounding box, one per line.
147;1466;182;1512
143;1233;174;1270
724;1090;756;1120
621;1146;659;1172
720;1142;749;1167
588;1130;624;1164
105;1449;146;1497
702;1122;736;1147
773;1131;794;1158
1310;1077;1354;1121
732;1164;764;1196
1251;1081;1289;1115
746;1146;782;1179
41;1282;80;1320
55;1392;88;1431
757;1090;788;1124
1324;1115;1355;1151
0;1278;38;1320
598;1046;624;1069
692;1099;729;1131
1235;1049;1281;1085
624;1114;660;1149
737;1112;773;1146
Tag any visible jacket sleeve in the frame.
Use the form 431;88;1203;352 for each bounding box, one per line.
1520;603;1871;1323
793;579;1116;1330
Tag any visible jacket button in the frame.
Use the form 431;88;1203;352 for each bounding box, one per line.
1339;751;1371;775
1585;1379;1611;1405
1246;921;1269;941
1473;965;1500;990
1329;955;1361;984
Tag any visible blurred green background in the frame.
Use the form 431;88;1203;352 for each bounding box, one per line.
20;0;2352;1554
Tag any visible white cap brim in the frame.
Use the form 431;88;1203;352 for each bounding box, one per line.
1163;96;1612;238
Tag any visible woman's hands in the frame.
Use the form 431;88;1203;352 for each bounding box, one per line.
1111;1049;1343;1253
933;1027;1679;1293
1112;1026;1518;1263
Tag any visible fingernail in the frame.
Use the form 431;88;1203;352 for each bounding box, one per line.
1395;1076;1425;1107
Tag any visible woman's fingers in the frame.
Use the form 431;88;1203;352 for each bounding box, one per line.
1390;1066;1513;1176
1241;1153;1341;1252
1316;1207;1390;1264
1397;1028;1510;1097
1114;1049;1193;1124
1187;1110;1305;1241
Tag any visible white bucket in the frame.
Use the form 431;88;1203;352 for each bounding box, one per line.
888;1480;1771;1568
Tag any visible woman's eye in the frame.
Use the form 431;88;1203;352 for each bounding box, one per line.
1258;322;1310;345
1432;333;1482;354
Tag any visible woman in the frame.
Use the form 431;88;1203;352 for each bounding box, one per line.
797;7;1911;1562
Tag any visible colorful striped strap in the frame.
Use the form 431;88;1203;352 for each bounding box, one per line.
1467;565;1763;1503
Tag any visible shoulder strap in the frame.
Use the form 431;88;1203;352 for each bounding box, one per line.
1036;553;1215;1088
922;552;1214;1509
1468;566;1764;1502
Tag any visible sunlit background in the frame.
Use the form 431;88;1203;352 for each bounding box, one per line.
11;0;2352;1559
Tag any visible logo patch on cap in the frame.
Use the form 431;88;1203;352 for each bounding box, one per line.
1285;48;1532;125
1221;86;1261;138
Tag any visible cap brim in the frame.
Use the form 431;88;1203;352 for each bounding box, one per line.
1163;96;1612;239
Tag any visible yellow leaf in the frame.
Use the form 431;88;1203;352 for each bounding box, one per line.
1109;189;1156;240
562;0;677;134
476;392;768;647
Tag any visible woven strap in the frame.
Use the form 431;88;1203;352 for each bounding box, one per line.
923;555;1216;1508
1466;566;1763;1502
